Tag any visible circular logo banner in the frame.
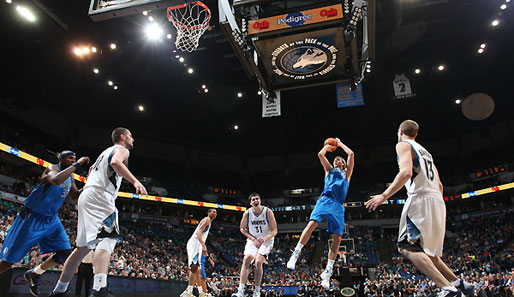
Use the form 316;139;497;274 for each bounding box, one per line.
271;38;338;80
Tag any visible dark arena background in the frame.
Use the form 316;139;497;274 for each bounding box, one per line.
1;0;513;296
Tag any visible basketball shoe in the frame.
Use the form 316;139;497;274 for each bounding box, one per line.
24;269;40;296
437;288;465;297
320;268;332;289
453;279;475;296
286;250;300;270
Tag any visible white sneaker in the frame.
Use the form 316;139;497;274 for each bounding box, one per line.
320;269;332;289
180;291;189;297
454;279;474;296
437;288;465;297
252;290;261;297
231;291;244;297
287;250;300;270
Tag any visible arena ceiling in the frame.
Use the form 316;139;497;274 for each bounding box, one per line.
1;0;513;156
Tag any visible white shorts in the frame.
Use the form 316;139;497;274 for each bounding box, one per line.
398;193;446;257
76;186;119;250
244;238;274;257
187;238;202;267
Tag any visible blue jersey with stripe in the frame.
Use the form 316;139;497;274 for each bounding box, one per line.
23;165;72;217
320;167;349;204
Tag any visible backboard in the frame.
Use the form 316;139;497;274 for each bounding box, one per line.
88;0;186;21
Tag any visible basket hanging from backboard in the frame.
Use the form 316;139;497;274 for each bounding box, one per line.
167;1;211;52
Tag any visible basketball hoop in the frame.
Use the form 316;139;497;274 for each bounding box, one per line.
167;1;211;52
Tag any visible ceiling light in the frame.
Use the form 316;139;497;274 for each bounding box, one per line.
414;68;421;74
237;92;243;98
6;0;12;4
258;90;262;95
491;20;499;26
478;48;484;54
179;57;185;63
166;33;172;39
16;6;36;22
234;125;239;130
138;105;144;111
142;11;148;16
148;16;154;22
204;89;209;93
500;4;507;9
455;99;461;104
108;81;113;86
91;47;97;53
145;23;163;40
437;65;445;71
93;68;99;74
110;43;117;50
114;86;118;90
175;55;180;58
480;43;486;49
507;0;511;3
366;64;371;69
187;68;194;74
82;47;90;54
366;69;371;73
73;48;83;56
202;84;206;89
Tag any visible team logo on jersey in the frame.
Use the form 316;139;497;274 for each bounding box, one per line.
271;38;337;80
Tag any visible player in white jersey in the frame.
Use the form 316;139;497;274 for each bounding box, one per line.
50;127;148;297
232;193;277;297
182;208;217;297
366;120;473;297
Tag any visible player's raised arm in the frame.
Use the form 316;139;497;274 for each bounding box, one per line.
318;145;335;174
336;138;355;179
367;142;412;210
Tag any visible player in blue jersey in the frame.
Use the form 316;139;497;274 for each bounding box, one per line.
197;253;214;297
0;150;90;296
287;138;354;289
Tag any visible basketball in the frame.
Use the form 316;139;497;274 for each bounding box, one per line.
324;137;337;152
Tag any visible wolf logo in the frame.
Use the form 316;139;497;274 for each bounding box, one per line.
293;48;327;69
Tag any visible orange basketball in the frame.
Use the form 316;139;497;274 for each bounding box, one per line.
324;138;337;152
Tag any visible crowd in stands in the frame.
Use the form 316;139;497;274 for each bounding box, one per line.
0;129;513;296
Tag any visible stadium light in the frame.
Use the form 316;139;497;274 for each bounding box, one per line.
16;6;36;22
145;23;163;40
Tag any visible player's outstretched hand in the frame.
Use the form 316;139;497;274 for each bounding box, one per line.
366;194;386;211
335;137;343;146
134;180;148;195
77;157;90;165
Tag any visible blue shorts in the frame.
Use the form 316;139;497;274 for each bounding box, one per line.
1;210;71;263
309;196;345;236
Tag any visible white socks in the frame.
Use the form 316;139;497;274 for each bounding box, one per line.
33;265;45;275
238;282;246;293
53;281;69;293
255;285;260;292
93;273;107;291
326;259;335;272
198;286;203;294
187;285;194;293
294;243;304;254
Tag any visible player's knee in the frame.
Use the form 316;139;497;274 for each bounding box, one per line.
53;249;72;264
95;238;117;254
243;255;253;266
190;265;199;273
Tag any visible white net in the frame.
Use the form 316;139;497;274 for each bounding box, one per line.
167;2;211;53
